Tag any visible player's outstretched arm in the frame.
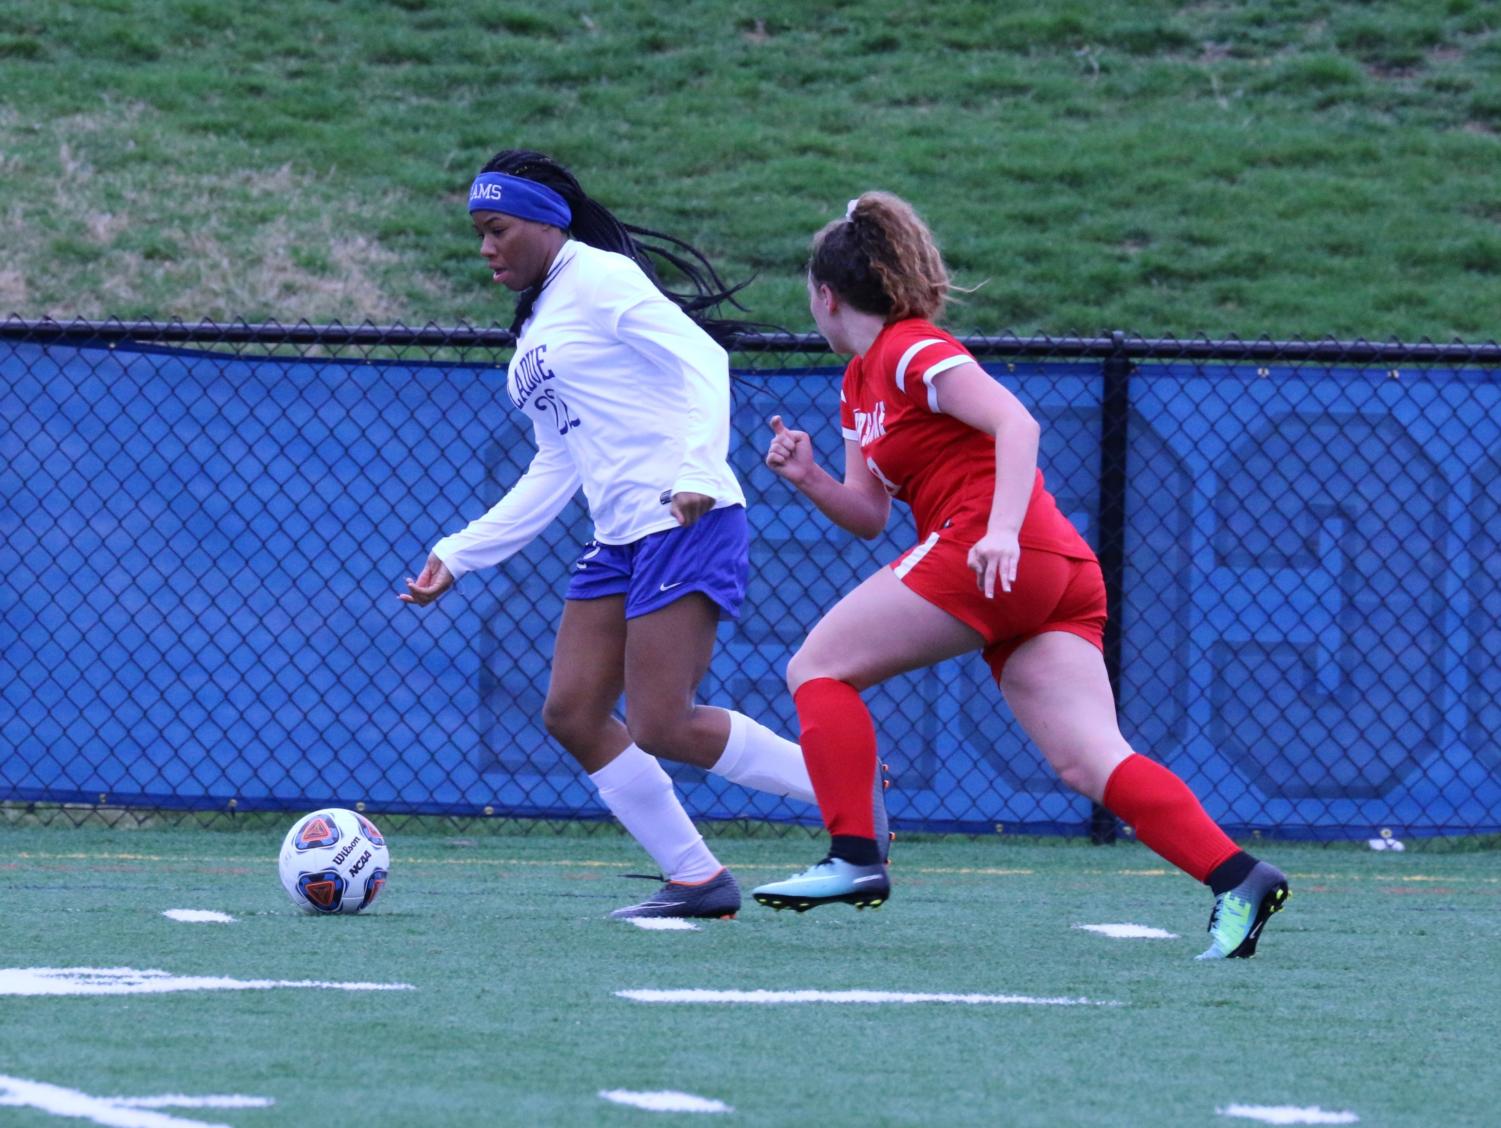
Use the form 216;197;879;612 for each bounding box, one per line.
765;416;889;539
399;552;456;606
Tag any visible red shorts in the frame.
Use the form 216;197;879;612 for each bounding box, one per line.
889;532;1107;681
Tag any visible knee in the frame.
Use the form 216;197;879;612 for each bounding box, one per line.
1052;745;1131;803
1054;755;1095;797
784;650;809;695
625;707;688;762
541;695;593;753
785;645;833;695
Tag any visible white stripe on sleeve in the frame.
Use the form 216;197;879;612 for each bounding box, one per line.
894;339;946;395
919;354;971;412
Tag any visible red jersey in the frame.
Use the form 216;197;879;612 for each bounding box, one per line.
839;318;1095;559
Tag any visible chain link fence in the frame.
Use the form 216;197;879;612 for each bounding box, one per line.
3;318;1498;840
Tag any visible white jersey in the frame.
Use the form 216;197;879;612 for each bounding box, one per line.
432;240;746;579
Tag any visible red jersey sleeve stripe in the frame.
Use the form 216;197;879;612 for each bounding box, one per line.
893;339;947;396
917;353;971;412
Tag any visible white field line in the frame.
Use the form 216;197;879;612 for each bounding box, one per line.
0;1074;238;1128
111;1097;275;1110
1074;923;1179;939
0;967;413;996
161;911;236;924
599;1090;731;1114
628;919;699;931
1218;1105;1359;1125
618;988;1121;1007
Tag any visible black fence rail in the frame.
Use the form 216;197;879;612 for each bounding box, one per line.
3;318;1499;841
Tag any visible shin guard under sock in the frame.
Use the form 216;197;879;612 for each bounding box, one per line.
793;677;878;841
1102;753;1241;883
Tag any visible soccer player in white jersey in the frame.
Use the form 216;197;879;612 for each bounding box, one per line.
400;149;883;919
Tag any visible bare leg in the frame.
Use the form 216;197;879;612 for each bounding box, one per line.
1002;630;1243;887
998;631;1133;802
544;594;722;885
788;565;983;691
783;566;981;850
541;595;629;774
622;593;732;768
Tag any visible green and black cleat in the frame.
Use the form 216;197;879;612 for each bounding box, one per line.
1196;861;1289;960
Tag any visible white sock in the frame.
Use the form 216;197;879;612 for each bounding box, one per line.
711;711;816;805
589;744;721;884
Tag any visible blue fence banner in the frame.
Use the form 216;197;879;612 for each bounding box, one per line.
3;332;1498;839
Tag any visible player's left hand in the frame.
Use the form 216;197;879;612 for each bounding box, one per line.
669;491;715;528
967;530;1020;598
400;553;455;606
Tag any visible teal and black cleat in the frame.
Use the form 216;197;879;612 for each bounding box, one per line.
752;857;891;913
1196;861;1290;960
608;867;741;921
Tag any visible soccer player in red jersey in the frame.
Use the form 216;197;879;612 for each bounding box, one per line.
751;192;1289;959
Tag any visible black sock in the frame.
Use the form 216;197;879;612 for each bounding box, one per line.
1207;850;1259;895
829;834;881;866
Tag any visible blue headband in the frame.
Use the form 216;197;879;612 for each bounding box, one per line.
467;172;572;228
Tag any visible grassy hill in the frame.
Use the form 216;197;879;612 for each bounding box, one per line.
2;0;1499;338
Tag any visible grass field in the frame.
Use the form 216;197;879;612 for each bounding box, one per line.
4;5;1501;1125
3;0;1500;337
2;825;1498;1127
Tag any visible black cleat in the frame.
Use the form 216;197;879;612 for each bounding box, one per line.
609;868;741;920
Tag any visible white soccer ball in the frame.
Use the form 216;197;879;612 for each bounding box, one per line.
278;808;390;914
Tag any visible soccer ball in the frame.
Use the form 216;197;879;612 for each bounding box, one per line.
278;808;390;914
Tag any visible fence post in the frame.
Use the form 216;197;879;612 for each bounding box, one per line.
1089;330;1132;845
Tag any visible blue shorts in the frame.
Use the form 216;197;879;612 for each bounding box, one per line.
564;505;749;621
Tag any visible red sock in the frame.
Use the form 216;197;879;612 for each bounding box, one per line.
1102;754;1240;883
793;677;877;839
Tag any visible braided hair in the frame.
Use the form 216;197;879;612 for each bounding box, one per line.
808;192;953;322
480;149;751;341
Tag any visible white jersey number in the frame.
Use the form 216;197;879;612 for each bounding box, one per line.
865;454;901;497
